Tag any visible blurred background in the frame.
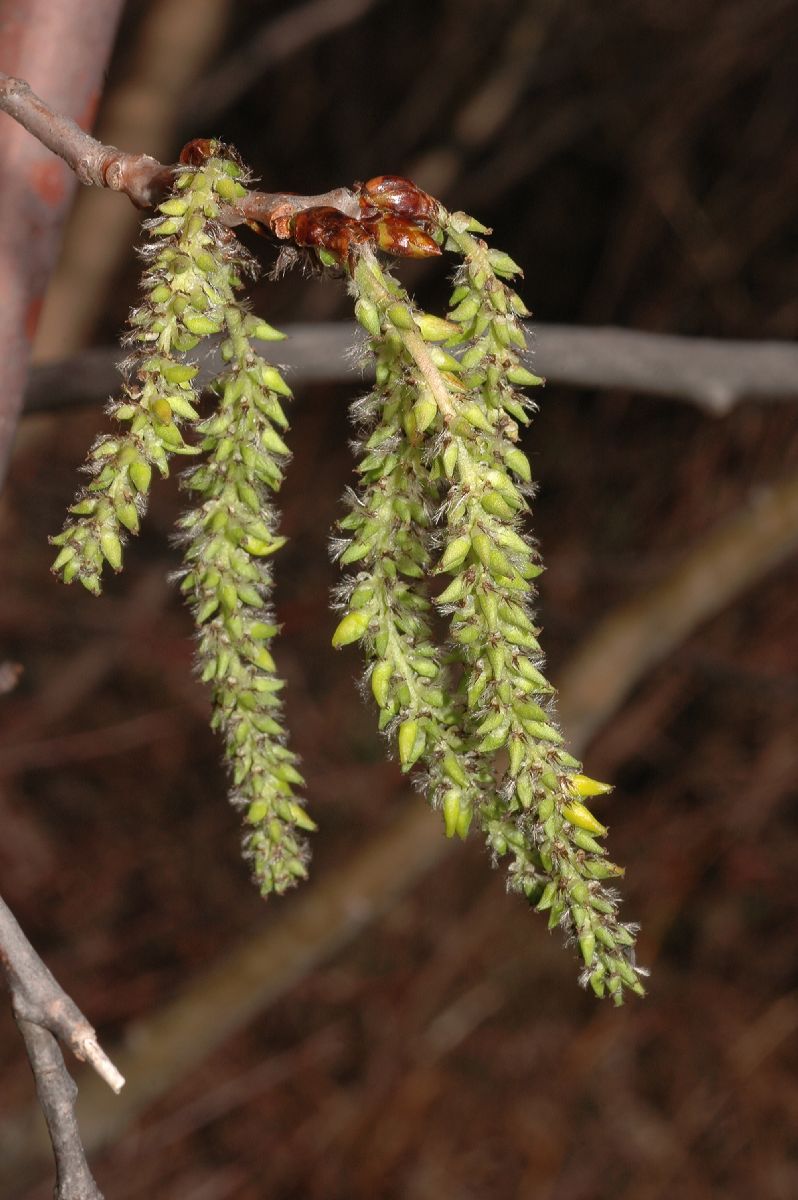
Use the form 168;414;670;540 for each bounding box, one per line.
1;1;797;1196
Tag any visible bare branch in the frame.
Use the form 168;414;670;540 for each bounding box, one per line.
0;71;360;225
0;73;176;208
0;896;125;1091
556;473;798;748
16;1020;104;1200
530;324;798;414
24;323;798;416
0;895;124;1197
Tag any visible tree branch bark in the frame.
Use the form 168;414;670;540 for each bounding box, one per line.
0;895;124;1199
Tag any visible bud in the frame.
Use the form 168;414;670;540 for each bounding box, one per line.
260;367;292;397
100;531;123;571
179;138;217;165
478;723;510;753
183;313;222;335
355;298;381;337
442;789;461;839
503;447;532;482
562;801;607;836
487;249;523;278
372;217;441;259
331;609;370;648
449;293;482;324
412;393;438;433
571;774;613;797
440;535;471;571
416;313;458;342
371;660;393;707
535;881;558;911
397;718;420;769
360;175;440;222
460;403;493;432
115;502;140;534
506;365;543;388
508;735;525;777
481;491;515;520
442;443;458;477
579;932;596;967
260;425;290;456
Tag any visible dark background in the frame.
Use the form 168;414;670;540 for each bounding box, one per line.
1;1;797;1196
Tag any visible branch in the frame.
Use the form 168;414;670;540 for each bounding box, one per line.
0;74;175;208
0;71;361;226
0;895;124;1196
5;73;796;415
15;1020;104;1200
24;324;798;416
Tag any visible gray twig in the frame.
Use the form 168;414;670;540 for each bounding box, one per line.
24;323;798;417
0;895;124;1200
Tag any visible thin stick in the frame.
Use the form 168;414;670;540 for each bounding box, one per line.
0;895;124;1198
16;1020;104;1200
0;71;360;223
0;896;125;1092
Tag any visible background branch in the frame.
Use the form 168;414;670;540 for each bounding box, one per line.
22;323;798;417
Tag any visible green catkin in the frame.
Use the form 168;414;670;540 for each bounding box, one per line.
331;249;488;838
53;142;309;894
335;238;643;1002
431;208;644;1002
50;150;247;593
178;303;312;895
51;142;642;995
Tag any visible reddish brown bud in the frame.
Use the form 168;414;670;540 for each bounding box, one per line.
179;138;218;166
360;176;440;224
368;215;441;259
289;206;371;262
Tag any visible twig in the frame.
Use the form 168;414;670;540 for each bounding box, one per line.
23;324;798;416
16;1020;104;1200
0;71;361;227
0;894;124;1198
0;897;124;1092
0;73;176;208
5;72;796;415
4;464;797;1180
